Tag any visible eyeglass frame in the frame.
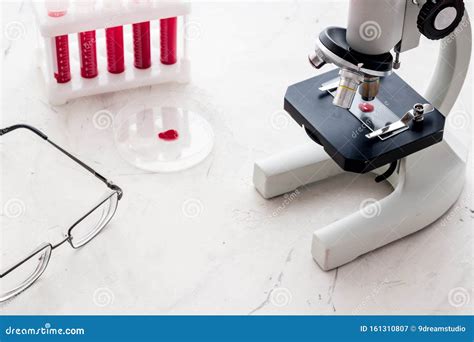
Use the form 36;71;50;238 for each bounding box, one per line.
0;124;123;302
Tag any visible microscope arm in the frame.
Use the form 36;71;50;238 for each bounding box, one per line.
425;13;472;115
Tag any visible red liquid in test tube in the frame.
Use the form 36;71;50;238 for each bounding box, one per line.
106;26;125;74
46;0;71;84
52;35;72;83
133;22;151;69
78;30;98;78
160;17;177;65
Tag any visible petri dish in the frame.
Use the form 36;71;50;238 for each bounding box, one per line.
113;96;214;173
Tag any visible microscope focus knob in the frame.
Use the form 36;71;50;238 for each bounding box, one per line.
417;0;465;40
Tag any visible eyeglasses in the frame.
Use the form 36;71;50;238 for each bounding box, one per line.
0;124;123;302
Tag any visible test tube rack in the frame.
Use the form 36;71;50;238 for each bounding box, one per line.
32;1;191;105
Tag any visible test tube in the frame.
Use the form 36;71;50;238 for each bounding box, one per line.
131;0;151;69
104;0;125;74
132;22;151;69
75;0;98;78
78;30;98;78
106;27;125;73
160;17;177;65
45;0;71;83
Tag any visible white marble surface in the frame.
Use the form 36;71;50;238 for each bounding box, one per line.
0;1;473;315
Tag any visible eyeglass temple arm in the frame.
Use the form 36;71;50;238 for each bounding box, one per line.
0;124;123;199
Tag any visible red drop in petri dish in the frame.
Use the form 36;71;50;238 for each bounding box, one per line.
158;129;179;141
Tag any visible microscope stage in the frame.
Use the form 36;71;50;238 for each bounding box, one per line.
284;69;446;173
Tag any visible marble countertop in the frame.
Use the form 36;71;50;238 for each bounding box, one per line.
1;1;472;315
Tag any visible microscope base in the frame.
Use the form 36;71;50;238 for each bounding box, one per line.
253;142;343;200
253;139;465;270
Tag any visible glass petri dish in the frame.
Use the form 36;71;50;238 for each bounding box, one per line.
113;97;214;173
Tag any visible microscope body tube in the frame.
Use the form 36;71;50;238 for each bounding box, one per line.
346;0;405;55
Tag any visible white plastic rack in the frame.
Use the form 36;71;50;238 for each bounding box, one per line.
32;0;191;105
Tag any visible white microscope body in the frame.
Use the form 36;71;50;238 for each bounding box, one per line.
253;0;472;270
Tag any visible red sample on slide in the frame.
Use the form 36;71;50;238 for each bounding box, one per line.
359;102;374;113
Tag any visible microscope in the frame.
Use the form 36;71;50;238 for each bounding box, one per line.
254;0;471;270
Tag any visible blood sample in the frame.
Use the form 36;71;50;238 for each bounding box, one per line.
52;35;72;83
76;0;98;78
160;17;177;65
104;0;125;74
45;0;71;83
105;26;125;74
130;0;151;69
78;31;98;78
132;21;152;69
359;102;375;113
158;129;179;141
